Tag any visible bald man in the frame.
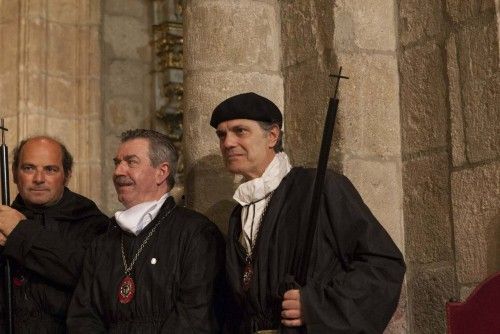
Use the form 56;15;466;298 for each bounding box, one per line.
0;136;108;333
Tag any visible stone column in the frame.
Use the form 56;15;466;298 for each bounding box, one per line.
446;0;499;301
0;0;103;205
183;0;283;232
399;0;499;332
333;1;407;332
398;0;455;331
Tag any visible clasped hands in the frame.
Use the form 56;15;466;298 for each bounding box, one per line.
0;205;25;246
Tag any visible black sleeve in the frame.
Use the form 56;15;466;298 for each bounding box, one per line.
66;240;107;333
301;175;406;333
160;223;225;333
3;214;108;287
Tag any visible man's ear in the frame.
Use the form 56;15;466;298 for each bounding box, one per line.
64;170;72;186
267;124;280;149
155;162;170;185
12;166;18;184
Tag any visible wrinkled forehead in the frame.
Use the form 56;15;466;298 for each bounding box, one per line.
116;138;151;159
216;118;261;131
118;138;149;151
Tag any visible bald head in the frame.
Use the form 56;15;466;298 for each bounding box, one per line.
12;136;73;206
13;136;73;182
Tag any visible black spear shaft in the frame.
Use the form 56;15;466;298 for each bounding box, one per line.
1;120;10;204
0;119;13;334
280;68;348;334
296;67;348;285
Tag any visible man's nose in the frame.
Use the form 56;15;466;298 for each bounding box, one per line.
114;161;126;175
222;133;236;149
33;170;45;183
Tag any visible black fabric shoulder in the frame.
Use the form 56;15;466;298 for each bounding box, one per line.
173;206;221;235
11;187;108;222
58;188;108;220
292;167;356;194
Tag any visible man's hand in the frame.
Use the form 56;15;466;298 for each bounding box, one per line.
0;205;26;243
0;233;7;246
281;289;304;327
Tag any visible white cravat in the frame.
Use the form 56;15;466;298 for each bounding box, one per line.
233;152;292;252
114;193;169;236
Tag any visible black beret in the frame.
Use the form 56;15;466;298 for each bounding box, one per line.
210;92;282;128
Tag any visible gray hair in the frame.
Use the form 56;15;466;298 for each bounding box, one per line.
257;121;283;153
120;129;178;189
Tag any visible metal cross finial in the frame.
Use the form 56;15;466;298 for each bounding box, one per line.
329;66;349;100
0;119;8;146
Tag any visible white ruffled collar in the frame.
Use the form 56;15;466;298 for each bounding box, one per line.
233;152;292;206
114;193;169;236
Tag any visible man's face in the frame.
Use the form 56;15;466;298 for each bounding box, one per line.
216;119;278;180
14;138;68;207
113;138;168;209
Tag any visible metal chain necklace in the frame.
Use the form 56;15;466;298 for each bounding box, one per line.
118;206;175;304
242;191;274;291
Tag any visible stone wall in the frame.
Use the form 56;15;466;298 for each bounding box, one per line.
399;0;499;332
0;0;155;214
101;0;154;213
0;0;103;207
447;0;499;298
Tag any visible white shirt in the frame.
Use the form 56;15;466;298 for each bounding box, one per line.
114;193;170;236
233;152;292;252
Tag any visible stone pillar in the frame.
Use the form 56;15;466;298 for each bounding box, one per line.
183;0;283;232
333;1;407;332
398;2;453;333
399;0;499;332
0;0;103;206
102;0;153;213
446;0;499;299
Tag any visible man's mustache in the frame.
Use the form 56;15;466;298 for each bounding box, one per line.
29;187;50;191
224;149;244;156
113;176;134;186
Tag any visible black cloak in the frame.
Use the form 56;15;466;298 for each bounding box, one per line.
224;168;406;333
67;196;225;333
0;187;108;333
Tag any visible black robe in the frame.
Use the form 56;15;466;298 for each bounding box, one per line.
224;168;406;333
67;196;225;333
0;187;108;333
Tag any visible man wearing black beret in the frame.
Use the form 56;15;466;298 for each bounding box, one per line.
211;92;405;333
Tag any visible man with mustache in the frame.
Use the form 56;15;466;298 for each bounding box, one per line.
0;136;108;333
211;92;405;333
67;129;224;333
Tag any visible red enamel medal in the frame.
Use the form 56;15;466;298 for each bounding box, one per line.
118;275;136;304
118;207;176;305
13;274;26;287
